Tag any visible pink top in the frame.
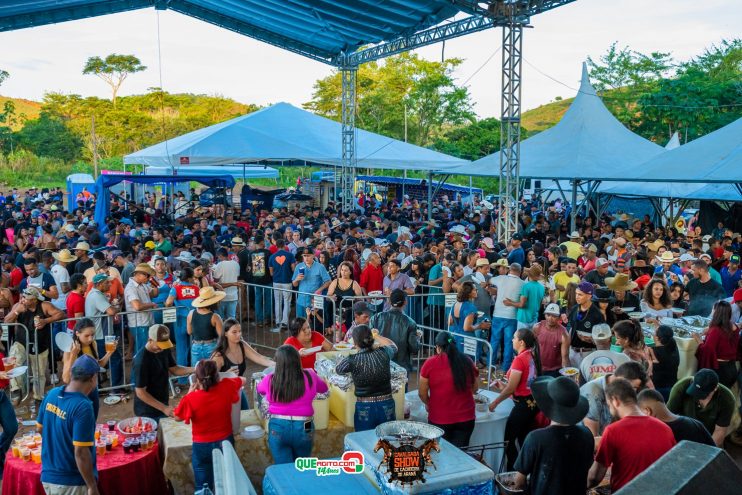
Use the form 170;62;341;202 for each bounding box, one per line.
256;369;328;416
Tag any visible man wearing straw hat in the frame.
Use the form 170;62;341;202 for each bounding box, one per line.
124;263;159;354
510;376;593;495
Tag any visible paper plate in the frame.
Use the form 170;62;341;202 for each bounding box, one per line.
103;395;122;406
7;366;27;379
55;332;73;353
334;343;353;351
303;346;323;355
627;312;645;320
368;290;384;305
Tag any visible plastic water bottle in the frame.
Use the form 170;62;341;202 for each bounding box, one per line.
196;485;213;495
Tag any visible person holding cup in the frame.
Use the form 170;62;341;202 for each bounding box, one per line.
292;249;331;319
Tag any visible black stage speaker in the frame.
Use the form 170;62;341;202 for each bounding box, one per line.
616;441;742;494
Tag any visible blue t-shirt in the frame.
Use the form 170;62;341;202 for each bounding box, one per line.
38;386;97;486
517;281;545;324
426;264;444;306
721;266;742;297
292;261;331;307
507;247;525;266
449;301;477;336
19;272;57;292
269;249;295;284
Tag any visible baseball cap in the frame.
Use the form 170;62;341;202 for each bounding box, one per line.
71;355;100;378
576;281;595;295
586;244;598;253
352;301;372;316
733;288;742;304
92;273;112;284
595;258;610;268
730;254;741;265
389;289;406;308
685;369;718;399
544;303;561;316
148;324;174;350
512;233;523;241
591;323;612;341
678;253;697;263
144;240;156;250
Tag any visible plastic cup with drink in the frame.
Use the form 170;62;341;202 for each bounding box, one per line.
105;336;117;353
31;449;41;464
96;441;106;456
3;356;15;372
21;448;31;462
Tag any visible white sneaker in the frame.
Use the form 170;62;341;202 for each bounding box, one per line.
50;375;60;385
270;327;281;333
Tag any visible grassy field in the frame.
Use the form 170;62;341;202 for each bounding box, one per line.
0;95;42;130
521;97;573;132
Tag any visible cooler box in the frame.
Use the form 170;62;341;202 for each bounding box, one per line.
263;461;379;495
317;351;407;428
344;430;494;495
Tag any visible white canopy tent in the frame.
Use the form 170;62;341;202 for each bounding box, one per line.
144;165;279;180
124;102;469;172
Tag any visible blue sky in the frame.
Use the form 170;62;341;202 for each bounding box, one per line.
0;0;739;118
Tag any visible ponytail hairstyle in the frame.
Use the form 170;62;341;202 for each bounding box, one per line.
613;319;644;349
194;359;219;392
434;331;475;392
352;324;375;351
655;325;677;353
515;328;542;377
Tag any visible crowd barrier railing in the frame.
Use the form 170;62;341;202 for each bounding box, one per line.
2;322;32;403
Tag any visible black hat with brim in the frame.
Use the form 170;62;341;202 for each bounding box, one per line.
531;376;589;426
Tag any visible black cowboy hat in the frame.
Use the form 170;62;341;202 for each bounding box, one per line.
531;376;589;426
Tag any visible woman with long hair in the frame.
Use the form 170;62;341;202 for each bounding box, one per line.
613;319;655;379
694;300;740;387
652;325;679;400
318;250;336;279
488;328;542;471
343;248;362;281
187;287;225;364
447;282;481;349
327;261;363;331
669;282;687;310
61;318;117;419
640;279;673;320
174;359;246;491
14;226;32;253
418;331;479;447
444;262;464;294
165;266;200;372
257;345;328;463
335;325;399;431
211;318;275;409
284;317;333;369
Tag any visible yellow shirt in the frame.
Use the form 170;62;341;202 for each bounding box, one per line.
561;241;583;260
553;271;580;306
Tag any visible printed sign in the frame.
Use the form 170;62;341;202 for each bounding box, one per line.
162;308;177;324
375;437;440;486
444;294;457;308
313;296;325;310
295;451;364;476
463;337;478;357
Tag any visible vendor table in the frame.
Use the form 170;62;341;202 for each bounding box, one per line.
406;388;513;473
2;438;167;495
263;461;379;495
159;409;353;495
345;429;494;495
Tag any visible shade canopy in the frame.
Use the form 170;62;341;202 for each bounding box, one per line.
144;165;279;180
449;63;665;179
124;102;469;171
634;117;742;183
598;182;742;202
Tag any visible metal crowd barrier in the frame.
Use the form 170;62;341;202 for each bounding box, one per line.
2;322;32;403
416;324;495;386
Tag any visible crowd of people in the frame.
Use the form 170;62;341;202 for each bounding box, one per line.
0;184;740;494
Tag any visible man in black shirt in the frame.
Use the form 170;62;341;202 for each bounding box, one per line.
246;236;273;326
685;259;726;316
638;389;714;446
513;376;594;495
133;325;193;421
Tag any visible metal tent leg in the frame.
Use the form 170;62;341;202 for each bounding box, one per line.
340;64;357;213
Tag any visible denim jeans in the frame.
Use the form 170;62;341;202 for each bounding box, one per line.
219;300;238;320
173;318;190;384
192;434;234;491
273;283;293;327
0;390;18;470
96;339;123;388
132;326;149;355
490;317;518;370
191;341;217;366
268;418;314;464
354;398;396;432
253;286;273;323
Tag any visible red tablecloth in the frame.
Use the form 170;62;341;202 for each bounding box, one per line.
2;439;168;495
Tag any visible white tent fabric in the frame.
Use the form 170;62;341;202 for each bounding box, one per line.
124;102;468;171
665;132;681;150
447;63;665;179
144;165;279;180
598;181;741;201
634;117;742;183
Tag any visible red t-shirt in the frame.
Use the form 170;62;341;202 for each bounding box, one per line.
284;331;326;369
9;268;23;304
420;353;478;424
595;415;676;491
360;264;384;293
0;353;9;389
173;377;242;443
508;349;536;397
66;291;86;330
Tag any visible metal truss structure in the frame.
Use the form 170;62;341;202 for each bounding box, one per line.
340;65;358;213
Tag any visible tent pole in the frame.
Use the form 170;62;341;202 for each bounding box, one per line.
402;170;406;203
427;172;433;221
570;179;578;233
469;176;473;208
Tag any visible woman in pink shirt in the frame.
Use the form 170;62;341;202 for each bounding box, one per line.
257;345;328;464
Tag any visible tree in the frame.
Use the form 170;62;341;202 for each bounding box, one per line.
16;112;83;162
82;54;147;107
0;69;8;87
305;52;475;146
431;117;506;160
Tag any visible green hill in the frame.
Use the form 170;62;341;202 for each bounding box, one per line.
0;95;42;130
521;97;572;133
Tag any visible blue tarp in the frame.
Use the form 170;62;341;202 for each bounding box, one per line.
93;174;235;230
356;175;482;197
124;103;469;172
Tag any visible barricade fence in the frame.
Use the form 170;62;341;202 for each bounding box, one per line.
1;322;32;403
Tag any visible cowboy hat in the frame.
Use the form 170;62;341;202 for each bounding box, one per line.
646;239;664;252
176;252;196;263
132;263;155;277
525;264;543;280
450;225;467;235
605;273;638;292
231;237;246;247
481;200;494;210
191;286;226;308
655;251;677;264
491;258;509;268
52;249;77;263
531;376;589;426
568;231;581;239
73;241;91;252
592;287;613;302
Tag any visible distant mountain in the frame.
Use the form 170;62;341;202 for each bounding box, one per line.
0;95;42;130
521;97;573;133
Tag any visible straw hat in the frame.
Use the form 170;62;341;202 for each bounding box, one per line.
646;239;664;252
191;286;226;308
231;237;246;247
133;263;155;277
491;258;509;269
605;273;638;291
73;241;91;252
568;231;581;240
525;264;543;280
52;249;77;263
655;251;677;264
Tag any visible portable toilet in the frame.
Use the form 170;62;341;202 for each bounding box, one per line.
65;173;95;210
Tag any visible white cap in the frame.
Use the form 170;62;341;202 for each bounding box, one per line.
591;323;612;341
595;258;611;268
678;253;697;263
544;303;561;316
